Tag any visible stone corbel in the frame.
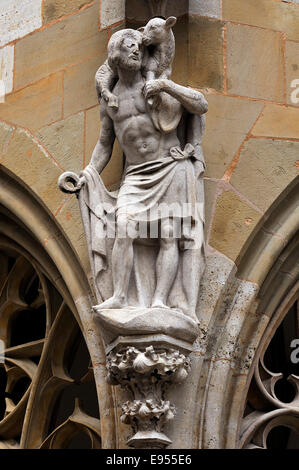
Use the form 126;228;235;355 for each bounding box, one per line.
95;308;199;448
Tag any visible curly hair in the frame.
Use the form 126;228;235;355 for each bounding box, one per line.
107;29;143;73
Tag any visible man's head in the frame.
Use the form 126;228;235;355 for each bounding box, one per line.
108;29;143;73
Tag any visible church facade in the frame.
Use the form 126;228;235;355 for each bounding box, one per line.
0;0;298;449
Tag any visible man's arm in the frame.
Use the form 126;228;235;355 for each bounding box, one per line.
88;105;115;174
144;79;208;115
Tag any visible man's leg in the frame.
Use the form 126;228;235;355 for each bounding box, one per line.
152;219;179;309
182;221;204;322
94;217;136;309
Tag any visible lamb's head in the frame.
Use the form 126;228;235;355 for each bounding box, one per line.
138;16;177;46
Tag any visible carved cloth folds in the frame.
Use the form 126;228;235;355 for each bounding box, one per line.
116;143;204;249
79;144;205;310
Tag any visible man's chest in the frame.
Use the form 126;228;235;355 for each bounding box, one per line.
108;86;147;122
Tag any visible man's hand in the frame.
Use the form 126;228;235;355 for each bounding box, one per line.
143;79;167;99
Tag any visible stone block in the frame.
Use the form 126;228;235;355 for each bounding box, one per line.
189;17;224;91
0;73;63;131
0;45;14;96
197;253;235;337
36;113;84;174
1;128;63;214
226;23;284;101
230;138;299;212
286;41;299;107
172;17;189;86
42;0;92;24
64;55;106;117
252;104;299;139
0;0;42;47
202;93;263;179
189;0;221;18
223;0;299;41
209;190;262;262
126;0;188;22
14;4;107;89
101;0;125;28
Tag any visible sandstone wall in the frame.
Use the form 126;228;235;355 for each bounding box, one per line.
0;0;298;449
1;0;297;274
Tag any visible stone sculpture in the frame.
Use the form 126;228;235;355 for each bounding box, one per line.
95;16;177;110
58;17;208;448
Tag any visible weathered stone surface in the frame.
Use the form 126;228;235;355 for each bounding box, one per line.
0;0;42;47
0;73;63;131
230;138;299;212
209;190;262;261
226;24;284;101
36;113;84;174
101;0;125;28
1;128;63;214
55;194;90;273
223;0;299;41
0;121;15;155
85;105;124;187
14;4;108;89
189;0;221;18
172;17;188;86
195;251;236;355
189;16;224;91
252;104;299;139
0;45;14;95
42;0;92;24
64;55;106;117
202;93;263;179
286;40;299;107
126;0;188;22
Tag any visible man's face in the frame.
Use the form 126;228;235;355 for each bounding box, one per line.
119;35;143;71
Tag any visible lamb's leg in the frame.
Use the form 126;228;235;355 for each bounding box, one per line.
95;61;119;109
145;71;158;107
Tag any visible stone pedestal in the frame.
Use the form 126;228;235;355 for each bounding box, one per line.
94;307;199;448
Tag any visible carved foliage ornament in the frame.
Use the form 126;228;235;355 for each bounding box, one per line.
0;249;101;449
107;346;191;446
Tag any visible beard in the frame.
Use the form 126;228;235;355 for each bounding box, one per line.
119;54;142;71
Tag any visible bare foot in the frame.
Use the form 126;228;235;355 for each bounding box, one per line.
93;295;128;311
151;298;169;309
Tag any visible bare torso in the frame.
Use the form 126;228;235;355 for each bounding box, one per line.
106;78;180;166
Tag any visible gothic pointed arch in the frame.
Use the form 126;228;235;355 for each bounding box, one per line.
198;177;299;449
0;165;115;448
